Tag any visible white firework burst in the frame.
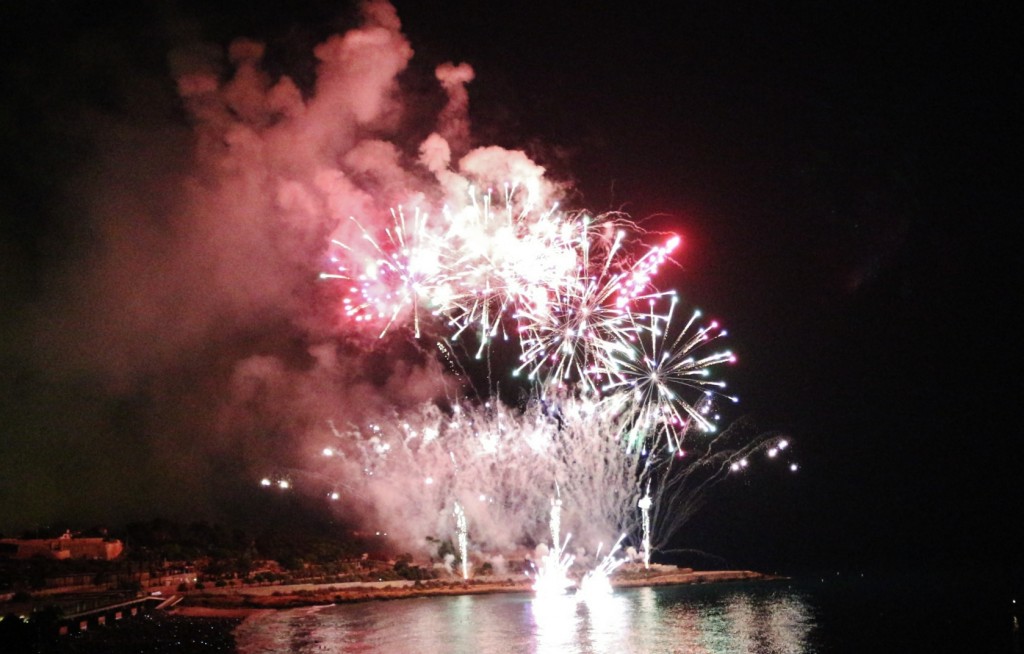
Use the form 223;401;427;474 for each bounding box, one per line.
600;294;737;453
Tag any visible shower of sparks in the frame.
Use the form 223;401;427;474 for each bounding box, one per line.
514;232;680;394
549;491;562;549
532;532;576;598
578;534;628;602
309;180;790;567
454;501;469;580
289;391;791;571
441;184;580;354
638;486;652;570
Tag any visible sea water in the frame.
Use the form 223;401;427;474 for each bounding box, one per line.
234;572;1019;653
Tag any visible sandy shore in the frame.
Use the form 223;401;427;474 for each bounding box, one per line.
174;567;780;614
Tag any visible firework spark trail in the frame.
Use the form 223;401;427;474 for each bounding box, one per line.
638;485;652;569
512;230;682;394
642;418;787;553
454;502;469;579
313;219;779;563
322;206;455;338
316;169;771;564
549;488;562;549
597;295;738;454
441;185;579;356
307;378;796;568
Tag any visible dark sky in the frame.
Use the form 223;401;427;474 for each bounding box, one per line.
0;0;1018;573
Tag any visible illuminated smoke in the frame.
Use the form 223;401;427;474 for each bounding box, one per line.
8;0;797;547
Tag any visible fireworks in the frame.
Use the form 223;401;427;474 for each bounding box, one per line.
531;541;575;597
323;187;697;398
308;179;787;579
578;534;628;601
322;207;453;338
600;295;737;453
514;229;679;394
442;185;580;354
454;502;469;580
324;185;582;349
638;486;652;570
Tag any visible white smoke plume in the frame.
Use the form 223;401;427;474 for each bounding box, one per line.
5;0;769;560
7;0;570;531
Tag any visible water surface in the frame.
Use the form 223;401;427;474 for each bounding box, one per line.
235;572;1019;653
235;581;814;654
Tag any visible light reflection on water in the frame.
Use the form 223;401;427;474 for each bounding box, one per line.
234;582;814;654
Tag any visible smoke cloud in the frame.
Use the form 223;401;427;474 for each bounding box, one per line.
1;0;568;535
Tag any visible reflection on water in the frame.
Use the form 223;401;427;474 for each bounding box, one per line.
235;582;814;654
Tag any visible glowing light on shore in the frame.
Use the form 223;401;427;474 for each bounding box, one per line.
531;533;576;598
578;534;628;602
531;495;576;598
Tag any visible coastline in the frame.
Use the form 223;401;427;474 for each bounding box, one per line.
174;568;781;614
34;569;781;652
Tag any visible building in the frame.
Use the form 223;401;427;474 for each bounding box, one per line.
0;531;124;561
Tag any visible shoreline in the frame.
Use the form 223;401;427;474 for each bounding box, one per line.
29;570;782;652
174;568;782;615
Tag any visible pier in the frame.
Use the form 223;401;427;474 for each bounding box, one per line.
52;593;180;635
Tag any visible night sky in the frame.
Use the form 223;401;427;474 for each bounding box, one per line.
0;1;1018;575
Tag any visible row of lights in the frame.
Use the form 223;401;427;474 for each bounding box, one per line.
260;476;341;500
729;440;799;473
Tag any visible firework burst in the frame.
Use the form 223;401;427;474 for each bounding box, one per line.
441;184;580;357
514;227;680;394
321;206;454;338
310;178;780;563
599;294;737;453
